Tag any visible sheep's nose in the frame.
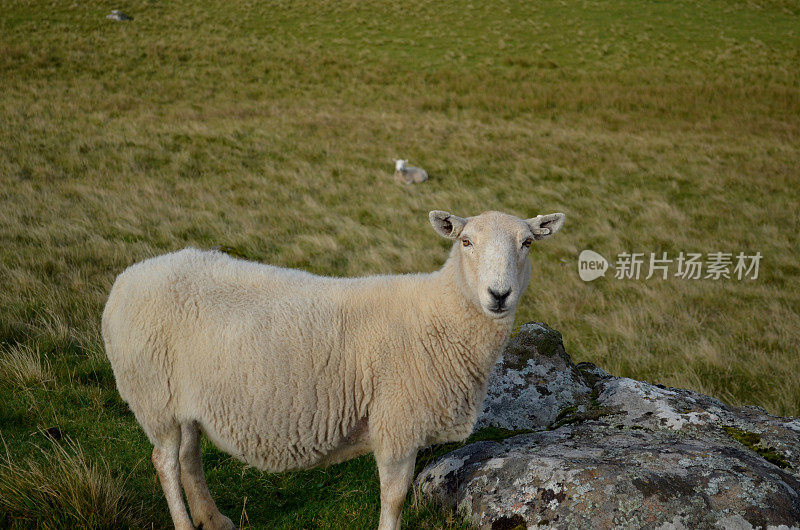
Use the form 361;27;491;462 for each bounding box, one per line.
488;288;511;305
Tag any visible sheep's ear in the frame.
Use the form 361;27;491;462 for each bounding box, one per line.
429;211;467;239
526;213;565;240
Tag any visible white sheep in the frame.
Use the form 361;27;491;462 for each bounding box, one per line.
102;209;566;530
393;159;428;184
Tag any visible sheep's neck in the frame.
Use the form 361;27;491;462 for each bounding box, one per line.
426;253;513;381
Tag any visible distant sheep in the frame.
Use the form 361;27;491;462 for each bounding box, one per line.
102;209;566;530
394;159;428;184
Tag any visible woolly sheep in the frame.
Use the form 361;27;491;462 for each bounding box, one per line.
102;209;566;530
393;159;428;184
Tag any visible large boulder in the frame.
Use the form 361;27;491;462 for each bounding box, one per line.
416;323;800;530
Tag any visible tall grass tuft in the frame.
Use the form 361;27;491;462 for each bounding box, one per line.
0;436;148;529
0;344;53;389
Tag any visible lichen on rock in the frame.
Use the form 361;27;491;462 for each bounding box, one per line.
476;323;593;432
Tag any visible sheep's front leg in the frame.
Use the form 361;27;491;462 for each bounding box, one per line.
376;452;417;530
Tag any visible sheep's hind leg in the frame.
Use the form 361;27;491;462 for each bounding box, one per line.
152;426;194;530
376;451;417;530
180;421;235;530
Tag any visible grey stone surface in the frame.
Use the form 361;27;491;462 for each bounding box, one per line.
417;322;800;530
476;323;592;431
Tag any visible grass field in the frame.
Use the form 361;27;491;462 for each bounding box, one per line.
1;0;799;527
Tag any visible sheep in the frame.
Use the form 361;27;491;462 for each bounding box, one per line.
102;209;566;530
393;159;428;184
106;9;132;20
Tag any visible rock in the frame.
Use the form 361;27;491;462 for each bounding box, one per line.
416;322;800;530
475;323;592;431
43;426;62;440
597;377;800;471
418;426;800;529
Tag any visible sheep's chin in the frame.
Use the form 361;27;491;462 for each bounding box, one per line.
483;306;513;320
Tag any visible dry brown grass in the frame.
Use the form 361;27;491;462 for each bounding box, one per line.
1;3;798;418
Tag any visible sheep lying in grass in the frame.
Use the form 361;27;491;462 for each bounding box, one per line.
394;159;428;184
102;209;565;530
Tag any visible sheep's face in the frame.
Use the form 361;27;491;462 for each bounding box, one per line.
395;159;407;172
429;210;565;319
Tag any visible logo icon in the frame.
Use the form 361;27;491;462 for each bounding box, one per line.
578;250;609;282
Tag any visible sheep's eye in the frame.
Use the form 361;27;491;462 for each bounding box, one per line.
462;238;472;247
522;237;533;249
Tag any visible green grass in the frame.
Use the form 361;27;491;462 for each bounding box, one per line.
1;0;798;527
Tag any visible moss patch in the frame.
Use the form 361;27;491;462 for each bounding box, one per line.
553;405;578;424
534;328;564;358
722;426;792;469
549;388;615;430
575;362;607;388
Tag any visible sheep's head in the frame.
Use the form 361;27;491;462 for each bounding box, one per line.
394;159;407;172
429;210;565;319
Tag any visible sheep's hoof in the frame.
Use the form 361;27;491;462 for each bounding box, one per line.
196;513;235;530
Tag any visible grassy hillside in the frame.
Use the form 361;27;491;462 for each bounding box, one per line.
1;0;798;527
